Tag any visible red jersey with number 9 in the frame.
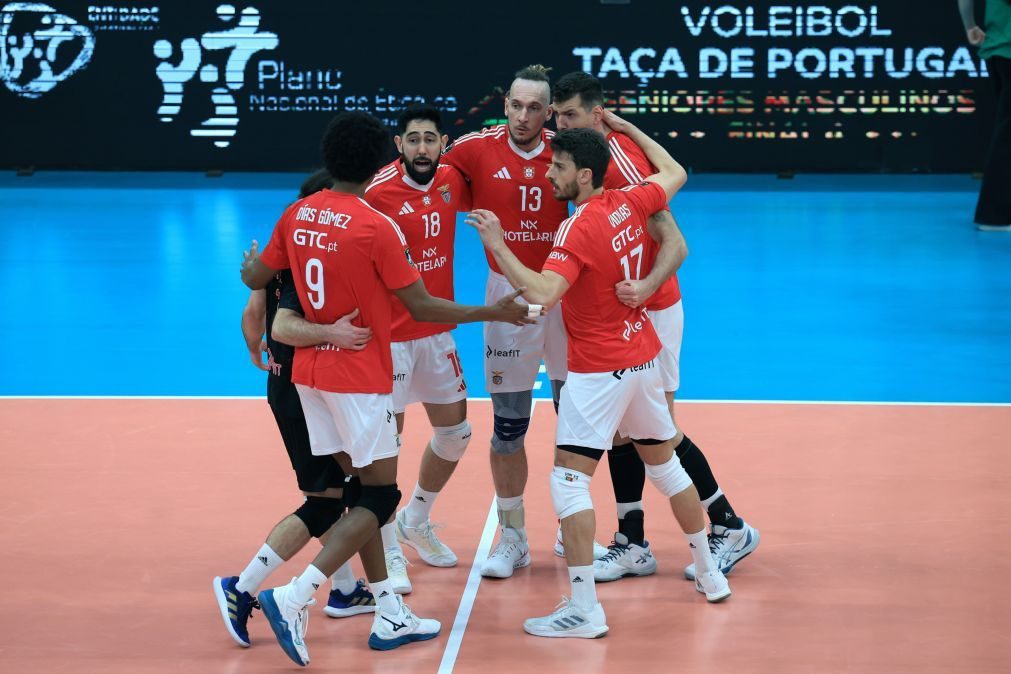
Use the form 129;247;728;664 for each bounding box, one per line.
259;189;420;394
442;125;569;274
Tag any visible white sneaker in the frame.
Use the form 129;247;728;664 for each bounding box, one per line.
695;568;732;603
480;528;530;578
395;510;458;567
553;526;610;561
367;596;441;651
593;533;657;582
385;550;413;594
523;597;608;639
257;579;315;666
684;522;761;580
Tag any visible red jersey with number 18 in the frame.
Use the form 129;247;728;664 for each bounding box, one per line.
442;125;569;275
604;131;680;311
365;160;471;342
542;182;669;374
259;189;421;394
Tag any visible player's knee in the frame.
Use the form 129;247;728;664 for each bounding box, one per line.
431;420;472;462
293;495;343;538
550;466;593;519
353;484;401;525
644;456;692;497
491;414;529;455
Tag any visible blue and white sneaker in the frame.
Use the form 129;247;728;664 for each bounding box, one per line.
258;580;314;666
324;580;376;618
684;521;761;581
212;576;258;647
367;596;441;651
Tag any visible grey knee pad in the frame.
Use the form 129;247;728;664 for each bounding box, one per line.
491;389;533;455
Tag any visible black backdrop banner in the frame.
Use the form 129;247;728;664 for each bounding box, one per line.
0;1;992;171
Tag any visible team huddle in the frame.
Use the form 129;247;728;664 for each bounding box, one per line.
223;66;760;666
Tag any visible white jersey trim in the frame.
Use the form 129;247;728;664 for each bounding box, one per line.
608;137;646;186
507;135;546;160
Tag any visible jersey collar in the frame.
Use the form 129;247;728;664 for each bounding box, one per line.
399;160;437;193
507;134;545;160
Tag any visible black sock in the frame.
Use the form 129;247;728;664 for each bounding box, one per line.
608;441;645;505
674;435;743;529
617;509;645;545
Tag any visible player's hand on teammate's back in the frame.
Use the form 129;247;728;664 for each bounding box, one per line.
325;308;373;351
615;279;654;309
247;339;269;371
493;288;541;327
465;209;505;251
966;25;986;45
240;240;260;276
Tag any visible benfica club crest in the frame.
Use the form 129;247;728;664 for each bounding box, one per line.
438;184;451;203
523;166;534;179
492;370;503;386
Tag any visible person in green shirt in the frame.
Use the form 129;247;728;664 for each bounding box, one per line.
959;0;1011;230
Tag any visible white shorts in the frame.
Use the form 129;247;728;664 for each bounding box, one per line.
392;331;467;414
295;384;400;468
484;271;568;393
649;300;684;393
556;361;677;450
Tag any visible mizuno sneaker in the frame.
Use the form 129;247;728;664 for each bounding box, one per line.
367;596;441;651
695;568;732;603
593;533;658;582
480;528;530;578
553;526;610;561
395;510;458;567
523;597;608;639
324;579;376;618
257;579;314;666
684;521;761;580
385;549;413;594
212;575;258;647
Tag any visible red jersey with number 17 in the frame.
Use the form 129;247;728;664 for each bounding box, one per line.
604;131;681;311
259;189;421;394
442;125;569;274
542;182;669;374
365;161;472;342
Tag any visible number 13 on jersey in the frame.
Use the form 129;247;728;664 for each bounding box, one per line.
519;185;541;212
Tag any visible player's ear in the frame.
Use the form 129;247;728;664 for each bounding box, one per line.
440;134;449;150
544;104;554;120
592;105;604;125
394;135;403;153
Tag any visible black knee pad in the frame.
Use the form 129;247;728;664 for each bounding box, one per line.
353;484;401;525
294;496;343;538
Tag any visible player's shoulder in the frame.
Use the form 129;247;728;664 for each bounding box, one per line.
452;124;508;148
554;201;595;247
607;131;646;158
365;161;402;196
435;163;467;184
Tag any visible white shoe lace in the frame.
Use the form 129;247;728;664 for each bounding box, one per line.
387;552;411;576
413;521;450;552
490;538;521;561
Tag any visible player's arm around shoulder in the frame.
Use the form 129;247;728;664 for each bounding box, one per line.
272;308;373;351
603;110;687;201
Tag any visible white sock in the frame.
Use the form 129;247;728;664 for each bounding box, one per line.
496;495;526;539
371;578;400;615
380;522;402;554
686;528;715;573
291;564;328;606
568;565;597;610
330;561;357;595
701;488;724;510
235;543;284;595
616;501;643;519
404;485;439;527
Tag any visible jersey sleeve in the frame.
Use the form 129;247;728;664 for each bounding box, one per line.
259;203;297;270
541;216;587;286
621;182;669;222
441;134;480;181
372;217;423;291
277;270;304;316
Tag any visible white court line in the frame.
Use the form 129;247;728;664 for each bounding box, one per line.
0;396;1008;407
436;398;539;674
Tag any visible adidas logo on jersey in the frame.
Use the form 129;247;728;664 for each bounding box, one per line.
398;202;415;215
493;167;512;180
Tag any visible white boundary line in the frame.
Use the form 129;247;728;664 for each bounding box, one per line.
436;398;538;673
0;395;1008;407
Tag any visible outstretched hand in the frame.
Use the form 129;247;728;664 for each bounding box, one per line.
465;209;505;250
494;288;541;326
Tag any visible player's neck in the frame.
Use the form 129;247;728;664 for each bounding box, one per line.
572;186;604;205
329;181;367;197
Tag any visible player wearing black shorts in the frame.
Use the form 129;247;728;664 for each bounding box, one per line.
212;171;376;650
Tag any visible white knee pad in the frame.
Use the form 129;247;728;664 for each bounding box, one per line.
550;466;594;519
644;456;693;497
430;421;472;462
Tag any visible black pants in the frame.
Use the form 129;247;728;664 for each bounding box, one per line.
976;56;1011;226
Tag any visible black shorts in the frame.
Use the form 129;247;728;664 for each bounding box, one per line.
268;376;345;493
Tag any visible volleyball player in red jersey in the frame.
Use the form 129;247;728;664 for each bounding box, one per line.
552;72;759;583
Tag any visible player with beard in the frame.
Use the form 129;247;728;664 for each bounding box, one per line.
551;72;760;584
442;65;608;578
467;125;730;639
361;106;474;592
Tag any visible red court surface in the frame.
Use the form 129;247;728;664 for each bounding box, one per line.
1;398;1009;673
